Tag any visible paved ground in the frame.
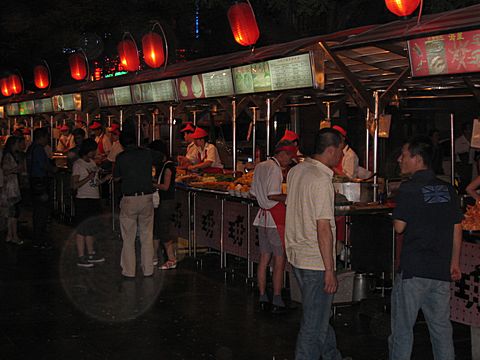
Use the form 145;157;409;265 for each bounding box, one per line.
0;210;472;360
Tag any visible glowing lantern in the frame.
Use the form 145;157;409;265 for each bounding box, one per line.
1;78;12;97
142;32;165;68
385;0;421;17
33;64;50;89
8;74;22;94
69;53;88;81
117;39;140;72
227;1;260;46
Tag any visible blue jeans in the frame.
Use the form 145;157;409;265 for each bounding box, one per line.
389;275;454;360
293;267;343;360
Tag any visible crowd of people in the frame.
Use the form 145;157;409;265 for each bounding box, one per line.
0;117;465;360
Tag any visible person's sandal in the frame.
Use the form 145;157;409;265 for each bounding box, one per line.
159;260;177;270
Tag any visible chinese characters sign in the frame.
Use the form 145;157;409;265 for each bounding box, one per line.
408;29;480;77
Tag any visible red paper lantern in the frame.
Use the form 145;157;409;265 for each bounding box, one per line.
385;0;421;17
142;32;165;68
33;65;50;89
8;74;22;94
1;78;12;97
69;53;88;81
227;1;260;46
118;39;140;72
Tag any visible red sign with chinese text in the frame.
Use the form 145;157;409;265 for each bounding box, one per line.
408;29;480;77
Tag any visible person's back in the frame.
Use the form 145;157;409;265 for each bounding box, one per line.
115;146;153;195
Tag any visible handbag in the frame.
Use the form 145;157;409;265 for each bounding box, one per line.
153;161;173;208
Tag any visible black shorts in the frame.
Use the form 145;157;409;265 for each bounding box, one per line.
75;198;102;236
153;199;175;243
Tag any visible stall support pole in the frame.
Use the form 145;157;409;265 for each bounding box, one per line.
152;113;156;141
169;106;174;158
193;192;197;259
111;180;116;232
373;91;379;202
247;203;252;279
7;118;11;135
290;105;300;133
232;99;237;172
30;117;34;138
50;115;54;149
136;114;142;147
266;98;271;158
188;191;192;257
193;110;198;126
365;108;370;171
220;198;225;269
119;110;123;131
450;113;455;185
107;115;114;127
326;101;331;121
86;113;90;128
252;107;257;163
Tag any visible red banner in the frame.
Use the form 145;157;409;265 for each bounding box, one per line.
408;29;480;77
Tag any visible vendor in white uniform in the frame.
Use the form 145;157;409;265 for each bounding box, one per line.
177;123;197;168
56;124;75;153
184;127;223;174
332;125;359;179
250;140;297;314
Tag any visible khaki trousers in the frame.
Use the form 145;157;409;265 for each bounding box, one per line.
119;194;154;277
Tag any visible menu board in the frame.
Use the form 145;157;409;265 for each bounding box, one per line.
34;98;53;113
97;88;115;107
233;53;314;94
113;86;132;106
0;106;4;118
131;79;175;104
201;69;234;98
176;75;205;100
408;29;480;77
52;93;82;112
19;101;35;115
6;103;19;116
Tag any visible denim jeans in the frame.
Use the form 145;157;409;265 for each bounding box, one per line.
389;275;454;360
293;266;343;360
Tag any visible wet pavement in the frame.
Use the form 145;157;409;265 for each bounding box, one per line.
0;211;472;360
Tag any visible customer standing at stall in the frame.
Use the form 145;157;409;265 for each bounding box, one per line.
285;128;346;360
250;140;297;314
390;135;462;360
114;130;154;278
183;127;223;173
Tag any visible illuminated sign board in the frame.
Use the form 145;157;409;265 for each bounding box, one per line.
34;98;54;113
6;103;19;116
176;74;205;100
113;86;132;106
201;69;234;98
19;100;35;115
97;88;115;107
131;79;176;104
52;93;81;112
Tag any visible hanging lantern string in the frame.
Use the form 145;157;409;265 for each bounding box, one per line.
151;21;169;72
417;0;424;24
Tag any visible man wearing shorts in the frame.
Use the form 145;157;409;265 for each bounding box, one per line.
250;140;297;314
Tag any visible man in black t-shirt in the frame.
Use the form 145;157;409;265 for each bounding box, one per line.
389;136;463;360
114;131;154;278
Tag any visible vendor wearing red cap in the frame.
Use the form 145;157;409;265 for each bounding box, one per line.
281;129;303;161
183;127;223;173
177;123;197;167
106;124;123;163
332;125;359;179
56;124;75;153
250;140;298;314
89;121;112;162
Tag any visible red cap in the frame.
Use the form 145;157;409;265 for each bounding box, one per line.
180;124;195;133
190;127;209;139
332;125;347;137
59;124;69;132
108;123;120;135
89;121;102;130
281;129;299;142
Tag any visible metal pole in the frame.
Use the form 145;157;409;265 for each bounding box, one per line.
50;115;54;149
252;107;257;163
111;180;115;231
30;117;34;139
7;118;11;135
326;101;331;120
266;98;271;157
119;110;123;131
107;115;114;127
86;113;90;128
373;91;379;202
136;114;142;146
188;191;192;257
232;99;237;172
169;105;174;158
152;113;156;141
193;111;197;126
365;108;370;171
450;113;455;185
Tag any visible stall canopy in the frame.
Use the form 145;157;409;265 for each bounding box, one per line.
2;4;480;106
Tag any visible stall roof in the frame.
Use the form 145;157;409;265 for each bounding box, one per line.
2;4;480;107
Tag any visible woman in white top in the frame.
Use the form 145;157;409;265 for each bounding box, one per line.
71;139;109;268
184;127;223;174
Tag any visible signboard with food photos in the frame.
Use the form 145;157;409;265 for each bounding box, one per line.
34;98;54;113
52;93;81;112
130;79;176;104
176;74;206;101
19;101;35;115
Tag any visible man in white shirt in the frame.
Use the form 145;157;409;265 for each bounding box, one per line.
285;128;347;360
250;140;297;314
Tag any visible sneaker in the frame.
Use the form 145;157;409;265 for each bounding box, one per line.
87;253;105;263
77;256;94;268
159;260;177;270
12;238;24;245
